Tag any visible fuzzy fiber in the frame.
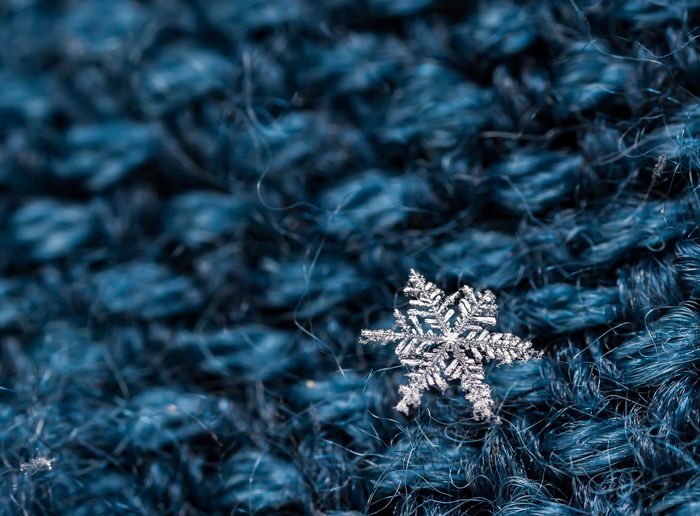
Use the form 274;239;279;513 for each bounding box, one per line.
1;0;700;515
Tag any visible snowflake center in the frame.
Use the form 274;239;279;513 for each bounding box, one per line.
444;332;458;344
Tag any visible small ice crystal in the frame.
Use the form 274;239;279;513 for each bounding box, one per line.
20;456;55;475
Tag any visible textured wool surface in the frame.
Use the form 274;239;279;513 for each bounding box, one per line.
1;0;700;514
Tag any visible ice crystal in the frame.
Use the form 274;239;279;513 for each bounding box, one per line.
360;269;541;419
20;456;55;475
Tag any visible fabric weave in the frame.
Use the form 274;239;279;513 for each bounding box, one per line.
0;1;699;514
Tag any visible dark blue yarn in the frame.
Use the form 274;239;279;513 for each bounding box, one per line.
1;1;700;514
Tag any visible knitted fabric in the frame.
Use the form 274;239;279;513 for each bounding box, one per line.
1;1;699;514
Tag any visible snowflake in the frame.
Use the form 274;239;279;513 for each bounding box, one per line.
360;269;541;419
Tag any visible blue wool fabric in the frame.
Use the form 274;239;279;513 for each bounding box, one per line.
1;1;700;514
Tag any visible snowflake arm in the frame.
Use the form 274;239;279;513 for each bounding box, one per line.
453;286;498;333
360;269;541;419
